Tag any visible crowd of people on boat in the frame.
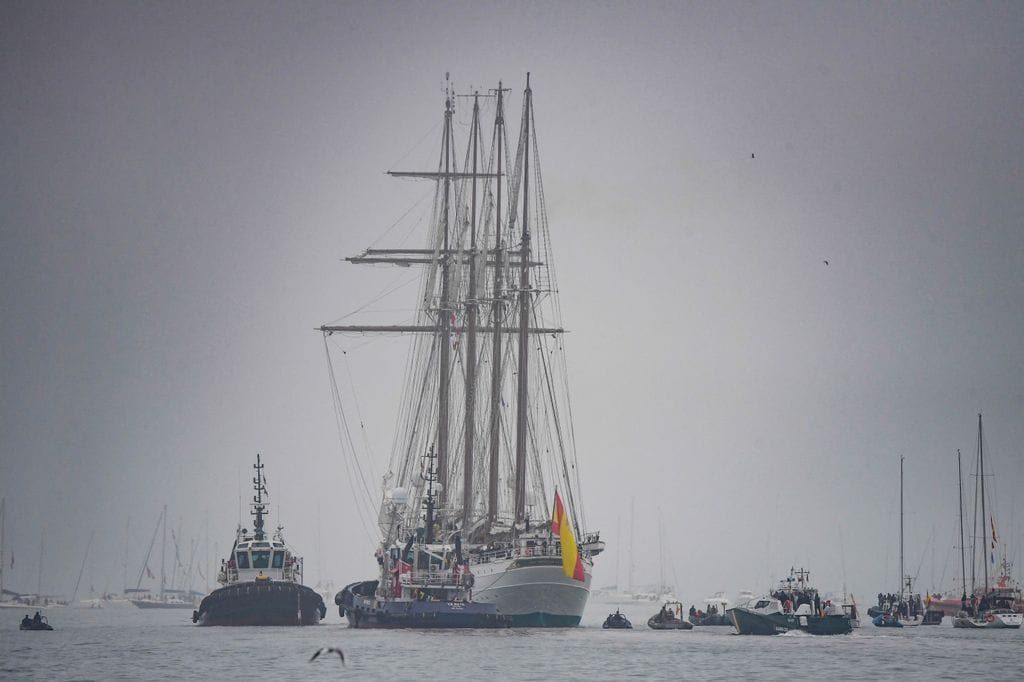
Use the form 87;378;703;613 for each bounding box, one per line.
688;604;719;619
772;590;838;616
877;592;923;619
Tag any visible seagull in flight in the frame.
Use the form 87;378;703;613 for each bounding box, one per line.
310;647;345;664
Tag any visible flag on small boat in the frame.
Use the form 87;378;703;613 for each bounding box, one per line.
551;491;584;582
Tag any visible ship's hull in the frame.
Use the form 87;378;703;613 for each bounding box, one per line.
471;556;591;627
193;581;325;626
728;607;852;635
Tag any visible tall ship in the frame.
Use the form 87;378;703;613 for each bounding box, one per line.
951;415;1022;629
322;74;602;626
192;455;326;625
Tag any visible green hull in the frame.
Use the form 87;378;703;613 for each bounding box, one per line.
728;608;852;635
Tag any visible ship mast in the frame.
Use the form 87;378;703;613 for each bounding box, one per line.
437;85;454;513
487;82;507;525
514;73;532;524
462;92;481;528
252;453;268;541
978;413;988;592
957;449;967;604
899;456;904;613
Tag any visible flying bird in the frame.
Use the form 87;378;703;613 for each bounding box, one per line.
310;647;345;664
823;260;829;266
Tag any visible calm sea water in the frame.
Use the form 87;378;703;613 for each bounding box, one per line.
2;597;1020;680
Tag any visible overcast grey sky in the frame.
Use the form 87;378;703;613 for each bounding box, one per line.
2;1;1023;603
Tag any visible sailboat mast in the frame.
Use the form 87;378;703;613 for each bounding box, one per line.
161;504;167;600
462;91;481;527
437;87;454;513
514;73;532;524
487;82;506;524
0;498;5;598
899;456;904;608
72;530;95;603
957;449;967;601
978;413;988;591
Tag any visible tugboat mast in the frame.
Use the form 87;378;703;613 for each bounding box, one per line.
252;453;268;541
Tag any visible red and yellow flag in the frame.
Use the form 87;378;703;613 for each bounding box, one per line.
551;491;585;582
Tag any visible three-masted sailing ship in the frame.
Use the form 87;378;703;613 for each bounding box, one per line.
322;75;602;626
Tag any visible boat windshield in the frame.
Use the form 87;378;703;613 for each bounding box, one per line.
754;600;772;609
272;551;285;568
236;552;250;569
252;550;271;569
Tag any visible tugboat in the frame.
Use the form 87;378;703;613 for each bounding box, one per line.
727;568;852;635
335;448;510;629
192;455;326;626
602;609;632;629
647;601;692;630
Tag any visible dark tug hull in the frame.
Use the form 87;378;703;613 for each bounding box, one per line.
337;580;511;629
193;582;326;626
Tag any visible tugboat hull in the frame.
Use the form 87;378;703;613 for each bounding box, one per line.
193;581;326;626
728;608;852;635
337;581;510;629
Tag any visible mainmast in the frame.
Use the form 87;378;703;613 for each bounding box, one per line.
487;82;507;524
437;85;454;513
462;92;481;528
513;73;532;524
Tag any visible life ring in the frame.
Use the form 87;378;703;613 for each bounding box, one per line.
986;613;995;623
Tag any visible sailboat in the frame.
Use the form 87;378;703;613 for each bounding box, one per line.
871;457;941;626
952;414;1023;629
0;497;21;609
322;75;601;626
128;507;199;609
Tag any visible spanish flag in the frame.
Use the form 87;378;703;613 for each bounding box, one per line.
551;491;585;582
